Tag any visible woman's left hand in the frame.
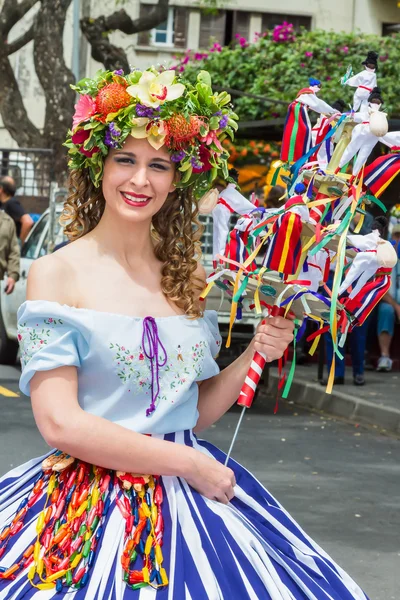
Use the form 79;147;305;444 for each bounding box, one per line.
253;316;295;362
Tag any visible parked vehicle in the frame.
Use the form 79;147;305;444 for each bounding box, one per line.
0;210;257;364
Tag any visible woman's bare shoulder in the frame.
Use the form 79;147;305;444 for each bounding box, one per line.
27;238;91;304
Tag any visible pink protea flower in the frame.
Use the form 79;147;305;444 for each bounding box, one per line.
72;94;97;130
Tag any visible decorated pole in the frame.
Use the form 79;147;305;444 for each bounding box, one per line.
224;305;286;465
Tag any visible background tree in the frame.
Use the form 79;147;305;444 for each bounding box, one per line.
180;27;400;121
0;0;170;181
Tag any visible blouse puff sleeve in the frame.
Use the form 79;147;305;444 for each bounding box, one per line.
196;310;223;382
17;300;91;397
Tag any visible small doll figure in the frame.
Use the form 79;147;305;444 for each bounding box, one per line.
311;99;346;167
281;78;338;163
263;183;310;276
338;227;397;325
338;87;389;176
344;51;378;112
211;170;256;267
177;345;184;362
224;215;257;271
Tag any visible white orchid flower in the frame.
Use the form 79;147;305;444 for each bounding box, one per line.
127;70;185;108
130;117;168;150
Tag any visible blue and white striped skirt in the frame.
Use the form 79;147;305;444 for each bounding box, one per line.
0;430;368;599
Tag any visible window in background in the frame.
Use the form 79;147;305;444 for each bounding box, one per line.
261;13;312;32
382;23;400;36
137;5;188;48
152;8;174;45
199;10;250;48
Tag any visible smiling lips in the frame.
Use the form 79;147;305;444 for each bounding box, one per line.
121;191;151;207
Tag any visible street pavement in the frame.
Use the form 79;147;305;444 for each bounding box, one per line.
0;363;398;599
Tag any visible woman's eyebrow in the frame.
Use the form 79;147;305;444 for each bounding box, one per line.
114;151;171;164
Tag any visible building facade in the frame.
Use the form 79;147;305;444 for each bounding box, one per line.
1;0;399;148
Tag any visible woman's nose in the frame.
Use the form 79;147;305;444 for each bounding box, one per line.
130;165;148;187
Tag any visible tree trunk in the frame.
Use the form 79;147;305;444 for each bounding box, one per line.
33;0;76;184
80;1;170;72
0;0;42;148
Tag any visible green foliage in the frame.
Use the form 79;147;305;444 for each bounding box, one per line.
180;29;400;120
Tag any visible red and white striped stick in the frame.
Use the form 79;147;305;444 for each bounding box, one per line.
225;305;286;465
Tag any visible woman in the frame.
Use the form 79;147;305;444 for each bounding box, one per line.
0;68;367;598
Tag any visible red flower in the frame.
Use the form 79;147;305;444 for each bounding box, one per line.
71;129;90;145
192;146;212;173
71;128;100;157
80;146;99;158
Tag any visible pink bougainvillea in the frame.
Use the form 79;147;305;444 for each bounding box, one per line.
272;22;295;43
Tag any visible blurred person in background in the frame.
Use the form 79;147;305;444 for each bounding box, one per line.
264;184;285;208
0;176;34;243
376;206;400;371
0;208;20;295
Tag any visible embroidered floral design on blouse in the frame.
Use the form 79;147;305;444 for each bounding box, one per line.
18;318;64;367
109;339;209;404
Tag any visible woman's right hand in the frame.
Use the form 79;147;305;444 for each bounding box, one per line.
182;447;236;504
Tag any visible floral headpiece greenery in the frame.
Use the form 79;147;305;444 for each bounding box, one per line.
65;67;238;199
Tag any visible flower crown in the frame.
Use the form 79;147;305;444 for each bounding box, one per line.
65;68;238;199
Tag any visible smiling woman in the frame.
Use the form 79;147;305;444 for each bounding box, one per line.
0;66;368;600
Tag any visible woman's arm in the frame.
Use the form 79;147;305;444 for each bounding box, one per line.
195;316;294;432
31;366;194;477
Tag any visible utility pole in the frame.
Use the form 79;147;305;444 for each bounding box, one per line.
72;0;81;81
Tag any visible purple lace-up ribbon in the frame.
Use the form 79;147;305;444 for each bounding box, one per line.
142;317;168;417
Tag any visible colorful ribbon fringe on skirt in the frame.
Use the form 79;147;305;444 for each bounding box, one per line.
0;451;167;592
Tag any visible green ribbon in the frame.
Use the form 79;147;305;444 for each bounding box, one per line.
271;165;282;186
288;102;301;163
232;275;249;303
282;319;299;399
364;194;387;212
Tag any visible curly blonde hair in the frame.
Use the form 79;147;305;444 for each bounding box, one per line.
60;169;205;319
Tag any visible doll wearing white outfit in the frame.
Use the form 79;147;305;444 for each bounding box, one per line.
344;51;378;112
338;88;389;176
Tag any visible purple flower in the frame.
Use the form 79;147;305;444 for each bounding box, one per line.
190;156;202;169
135;104;156;118
213;110;222;116
219;115;228;128
171;150;186;162
305;51;313;58
105;129;119;148
341;46;349;54
114;69;124;75
300;62;306;68
326;76;332;81
109;122;121;137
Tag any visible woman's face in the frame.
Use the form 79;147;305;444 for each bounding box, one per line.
102;136;176;222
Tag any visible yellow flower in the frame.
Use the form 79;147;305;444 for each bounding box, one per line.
130;117;168;150
126;70;185;108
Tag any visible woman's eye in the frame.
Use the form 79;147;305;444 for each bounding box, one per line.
150;163;168;171
115;157;134;165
